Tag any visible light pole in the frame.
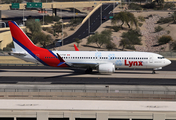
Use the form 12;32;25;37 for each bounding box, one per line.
43;9;45;25
88;10;90;34
100;3;102;25
61;5;63;46
23;5;24;26
113;2;115;16
74;2;75;19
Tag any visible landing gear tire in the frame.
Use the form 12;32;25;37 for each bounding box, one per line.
152;70;156;74
85;68;92;73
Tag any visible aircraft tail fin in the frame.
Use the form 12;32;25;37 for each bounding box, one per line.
8;21;38;52
74;44;79;51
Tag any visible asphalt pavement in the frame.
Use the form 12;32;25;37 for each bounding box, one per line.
0;60;175;85
63;3;117;45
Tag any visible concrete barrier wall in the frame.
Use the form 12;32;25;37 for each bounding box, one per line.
81;3;102;24
0;92;175;101
0;111;174;120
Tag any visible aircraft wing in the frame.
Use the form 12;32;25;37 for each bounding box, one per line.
57;53;98;68
67;62;98;68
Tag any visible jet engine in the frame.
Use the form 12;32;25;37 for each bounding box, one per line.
98;63;115;73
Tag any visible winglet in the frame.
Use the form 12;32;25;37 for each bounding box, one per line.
74;44;79;51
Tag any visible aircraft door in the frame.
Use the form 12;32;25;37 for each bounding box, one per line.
149;55;153;63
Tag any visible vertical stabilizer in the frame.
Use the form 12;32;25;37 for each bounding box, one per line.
8;21;38;52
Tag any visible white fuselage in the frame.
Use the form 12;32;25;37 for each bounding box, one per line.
15;51;171;69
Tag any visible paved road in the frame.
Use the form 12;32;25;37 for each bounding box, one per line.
63;3;117;45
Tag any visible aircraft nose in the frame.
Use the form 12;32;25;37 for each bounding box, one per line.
165;59;171;65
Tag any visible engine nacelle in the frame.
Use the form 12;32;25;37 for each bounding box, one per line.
98;63;115;73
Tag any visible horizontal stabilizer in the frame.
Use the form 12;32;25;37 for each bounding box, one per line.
12;52;27;56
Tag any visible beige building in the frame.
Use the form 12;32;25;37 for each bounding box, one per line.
0;30;12;50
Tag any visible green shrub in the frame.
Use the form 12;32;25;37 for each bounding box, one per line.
155;26;164;32
142;2;156;9
106;42;116;51
171;41;176;50
167;30;170;34
46;27;54;34
70;27;74;31
157;17;173;24
138;22;143;27
128;3;142;10
53;16;60;21
3;42;14;51
164;3;175;10
44;15;60;24
70;18;83;27
126;45;136;50
138;16;145;22
111;26;120;32
120;29;142;50
145;14;153;19
158;35;172;45
43;27;47;31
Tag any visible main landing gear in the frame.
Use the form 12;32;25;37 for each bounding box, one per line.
85;68;92;73
152;70;156;74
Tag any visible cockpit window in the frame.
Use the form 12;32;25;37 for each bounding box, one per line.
158;57;165;59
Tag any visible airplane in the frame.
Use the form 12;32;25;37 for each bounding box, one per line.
74;44;79;51
8;21;171;74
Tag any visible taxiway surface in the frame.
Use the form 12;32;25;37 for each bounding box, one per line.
0;60;175;85
0;68;176;85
